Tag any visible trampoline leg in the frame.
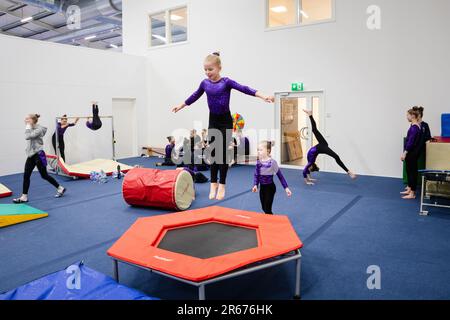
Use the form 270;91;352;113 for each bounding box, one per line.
419;176;428;216
294;257;301;300
113;259;119;282
199;284;206;300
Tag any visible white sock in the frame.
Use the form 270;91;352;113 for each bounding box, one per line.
57;186;64;192
21;194;28;201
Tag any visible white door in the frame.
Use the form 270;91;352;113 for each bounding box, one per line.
112;98;137;159
274;91;324;169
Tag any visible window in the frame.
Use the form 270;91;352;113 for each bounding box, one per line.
150;6;188;48
151;12;167;47
170;7;188;44
267;0;334;29
268;0;297;28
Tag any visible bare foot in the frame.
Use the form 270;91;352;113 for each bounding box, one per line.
216;184;226;200
402;193;416;200
303;109;313;116
348;171;357;180
209;183;218;200
400;190;411;195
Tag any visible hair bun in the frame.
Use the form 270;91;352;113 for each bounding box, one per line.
212;51;220;56
35;114;40;118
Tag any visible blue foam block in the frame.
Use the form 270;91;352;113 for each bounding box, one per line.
0;262;158;300
442;114;450;137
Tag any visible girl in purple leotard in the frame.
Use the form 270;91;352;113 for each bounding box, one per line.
172;52;274;200
252;141;292;214
302;109;356;185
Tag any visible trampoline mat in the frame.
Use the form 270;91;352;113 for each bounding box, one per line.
157;222;258;259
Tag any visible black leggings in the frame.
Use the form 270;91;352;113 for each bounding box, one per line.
208;112;233;184
23;153;60;194
90;104;102;130
310;115;349;173
405;151;420;192
51;134;65;162
260;183;276;214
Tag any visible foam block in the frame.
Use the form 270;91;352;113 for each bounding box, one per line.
0;204;48;228
0;262;158;300
46;154;133;178
442;114;450;138
426;141;450;171
0;183;12;198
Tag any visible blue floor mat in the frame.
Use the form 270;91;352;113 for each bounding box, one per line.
1;156;449;299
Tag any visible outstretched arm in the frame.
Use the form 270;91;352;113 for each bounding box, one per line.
228;79;274;103
173;83;205;113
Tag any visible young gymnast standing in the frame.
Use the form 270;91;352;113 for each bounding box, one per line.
400;108;423;200
402;106;433;195
13;114;66;203
172;52;274;200
302;109;357;185
252;141;292;214
52;115;79;162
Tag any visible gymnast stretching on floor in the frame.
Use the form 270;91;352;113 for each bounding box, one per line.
302;109;356;185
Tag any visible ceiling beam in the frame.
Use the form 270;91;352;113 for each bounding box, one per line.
0;3;61;33
0;2;122;51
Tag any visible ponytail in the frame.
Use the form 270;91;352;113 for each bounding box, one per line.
29;114;40;124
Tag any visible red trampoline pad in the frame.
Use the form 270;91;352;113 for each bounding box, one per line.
107;206;303;282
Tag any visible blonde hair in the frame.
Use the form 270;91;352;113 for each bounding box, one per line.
259;140;275;154
204;51;222;68
29;114;40;124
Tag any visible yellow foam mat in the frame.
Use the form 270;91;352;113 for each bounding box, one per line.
0;213;48;228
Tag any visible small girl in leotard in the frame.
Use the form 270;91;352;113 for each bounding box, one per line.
302;109;356;185
172;52;274;200
252;141;292;214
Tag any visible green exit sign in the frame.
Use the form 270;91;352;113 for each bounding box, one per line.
291;82;304;92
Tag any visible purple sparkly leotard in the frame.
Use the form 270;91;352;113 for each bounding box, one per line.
254;158;288;189
185;77;257;115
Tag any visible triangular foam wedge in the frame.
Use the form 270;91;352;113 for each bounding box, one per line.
0;183;12;198
0;204;48;228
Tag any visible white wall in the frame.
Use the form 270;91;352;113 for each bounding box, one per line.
123;0;450;178
0;34;148;176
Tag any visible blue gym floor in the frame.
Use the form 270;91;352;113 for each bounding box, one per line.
1;156;450;300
